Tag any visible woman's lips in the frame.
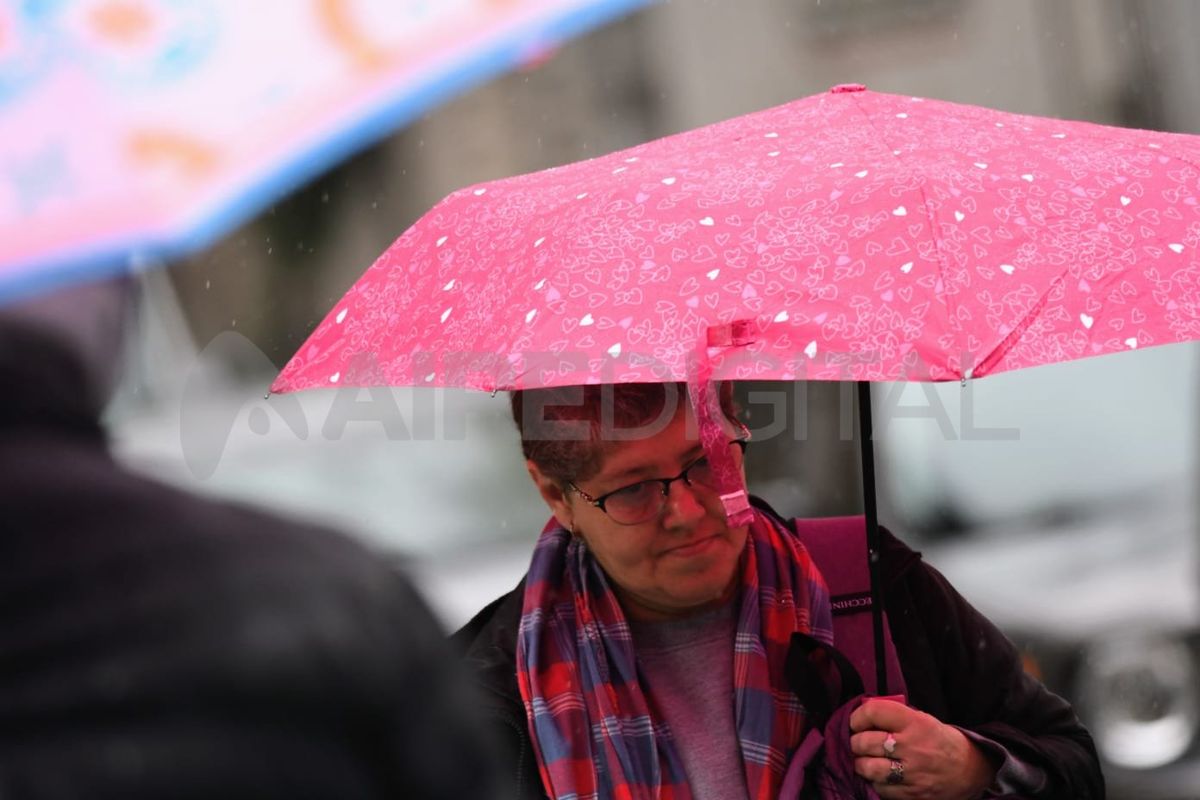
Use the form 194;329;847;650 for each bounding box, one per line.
664;534;720;558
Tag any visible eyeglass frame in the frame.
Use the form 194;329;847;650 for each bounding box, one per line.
567;430;750;526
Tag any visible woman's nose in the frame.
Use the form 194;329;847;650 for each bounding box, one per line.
662;478;707;527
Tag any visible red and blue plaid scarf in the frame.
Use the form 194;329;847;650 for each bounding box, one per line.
516;509;833;800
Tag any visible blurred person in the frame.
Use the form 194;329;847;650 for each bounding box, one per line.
453;382;1104;799
0;277;501;799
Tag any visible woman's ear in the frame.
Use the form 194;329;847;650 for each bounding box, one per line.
526;459;575;531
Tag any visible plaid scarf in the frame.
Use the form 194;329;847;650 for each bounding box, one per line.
516;509;833;800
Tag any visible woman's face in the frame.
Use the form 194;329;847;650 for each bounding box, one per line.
527;408;749;621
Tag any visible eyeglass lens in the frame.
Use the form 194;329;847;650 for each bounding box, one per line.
602;440;743;524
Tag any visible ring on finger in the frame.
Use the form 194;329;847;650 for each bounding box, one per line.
886;759;904;785
882;733;897;758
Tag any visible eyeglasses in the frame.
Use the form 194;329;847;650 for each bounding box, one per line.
569;438;749;526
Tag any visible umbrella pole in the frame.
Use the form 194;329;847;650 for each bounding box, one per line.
856;380;889;696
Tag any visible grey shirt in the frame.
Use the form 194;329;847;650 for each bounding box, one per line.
630;604;750;800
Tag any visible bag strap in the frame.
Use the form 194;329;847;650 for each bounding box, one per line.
790;515;908;698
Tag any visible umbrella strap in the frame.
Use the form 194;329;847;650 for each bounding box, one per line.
688;323;755;527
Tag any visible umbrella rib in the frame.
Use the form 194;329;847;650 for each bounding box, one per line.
845;93;969;379
914;182;968;378
968;135;1200;377
973;272;1063;379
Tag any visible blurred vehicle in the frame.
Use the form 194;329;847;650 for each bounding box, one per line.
877;342;1200;799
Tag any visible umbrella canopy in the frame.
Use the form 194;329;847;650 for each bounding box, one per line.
0;0;653;303
272;83;1200;394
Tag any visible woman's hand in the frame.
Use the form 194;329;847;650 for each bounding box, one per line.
849;698;996;799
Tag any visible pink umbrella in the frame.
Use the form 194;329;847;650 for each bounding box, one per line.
272;83;1200;393
272;83;1200;691
0;0;653;302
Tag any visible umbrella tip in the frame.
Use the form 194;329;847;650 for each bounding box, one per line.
830;83;867;94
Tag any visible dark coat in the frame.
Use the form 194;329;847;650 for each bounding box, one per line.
452;513;1105;800
0;324;500;799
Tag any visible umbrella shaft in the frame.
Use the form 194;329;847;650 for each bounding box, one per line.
857;381;889;696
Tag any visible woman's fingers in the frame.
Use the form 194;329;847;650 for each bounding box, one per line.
849;729;896;758
849;697;911;733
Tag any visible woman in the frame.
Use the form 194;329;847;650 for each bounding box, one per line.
454;382;1103;799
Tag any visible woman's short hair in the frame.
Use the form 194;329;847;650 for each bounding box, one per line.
510;382;737;485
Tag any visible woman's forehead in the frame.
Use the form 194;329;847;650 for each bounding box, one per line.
593;411;703;482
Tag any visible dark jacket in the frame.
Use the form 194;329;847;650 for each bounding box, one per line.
0;324;500;799
451;511;1105;800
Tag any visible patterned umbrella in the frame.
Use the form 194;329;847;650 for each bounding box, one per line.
273;84;1200;393
273;83;1200;692
0;0;653;302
